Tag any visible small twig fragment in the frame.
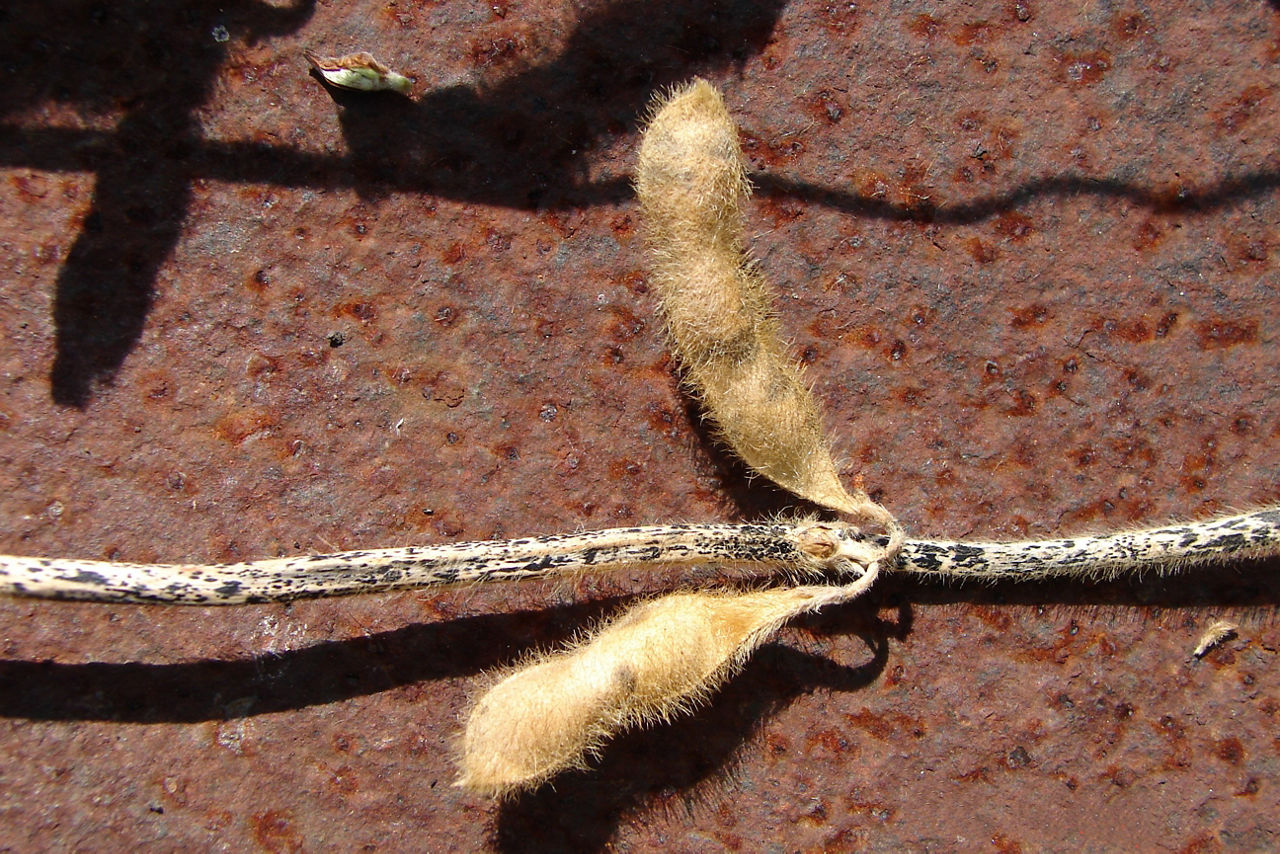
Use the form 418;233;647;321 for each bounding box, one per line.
1192;619;1238;659
304;50;414;93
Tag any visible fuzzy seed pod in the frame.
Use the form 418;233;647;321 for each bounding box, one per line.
457;569;877;796
636;79;868;516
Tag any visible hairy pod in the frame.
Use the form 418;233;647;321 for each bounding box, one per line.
636;79;864;514
457;571;877;796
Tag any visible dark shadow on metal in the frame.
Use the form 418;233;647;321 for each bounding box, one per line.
0;0;317;407
0;557;1274;726
1;558;1275;846
492;611;895;853
1;0;785;406
754;170;1280;223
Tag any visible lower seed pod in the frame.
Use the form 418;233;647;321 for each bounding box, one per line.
457;569;878;796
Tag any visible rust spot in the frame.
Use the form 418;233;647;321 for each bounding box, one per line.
1005;389;1037;416
1180;833;1221;854
422;374;466;408
1155;312;1179;337
952;765;994;784
1195;318;1257;350
1102;316;1152;343
1054;50;1112;85
609;213;634;239
764;732;790;757
485;228;512;253
322;763;359;795
246;268;270;295
806;89;846;124
970;605;1014;631
11;172;51;201
798;799;829;827
818;2;862;34
469;32;527;68
1215;736;1245;764
758;196;805;226
953;21;995;46
246;352;279;379
138;370;174;403
1100;765;1137;787
994;212;1035;241
614;270;648;295
908;14;942;38
853;168;893;202
844;709;926;740
433;305;459;327
896;385;927;407
214;410;277;444
909;304;935;326
897;164;935;215
1010;304;1049;329
967;237;998;263
805;727;854;756
738;130;806;169
608;459;643;480
442;242;465;264
1111;11;1152;40
992;834;1025;854
1215;85;1270;134
607;305;646;341
1133;219;1163;251
250;810;303;854
644;402;680;437
335;301;376;323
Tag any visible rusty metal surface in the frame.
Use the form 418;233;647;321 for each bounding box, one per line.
2;0;1279;850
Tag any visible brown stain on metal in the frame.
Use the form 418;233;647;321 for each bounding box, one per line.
1215;736;1245;765
967;237;998;263
214;409;278;445
1215;85;1271;134
1010;303;1049;329
738;130;806;169
843;709;926;740
805;89;846;125
952;20;996;46
907;14;942;39
1053;49;1113;85
1195;318;1258;349
469;31;528;69
994;211;1035;241
250;810;304;854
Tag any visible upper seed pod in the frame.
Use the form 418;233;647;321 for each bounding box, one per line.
635;79;865;515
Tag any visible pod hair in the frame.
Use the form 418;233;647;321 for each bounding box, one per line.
456;568;878;797
635;79;876;519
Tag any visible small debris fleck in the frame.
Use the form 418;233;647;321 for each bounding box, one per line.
305;50;414;94
327;331;347;348
1192;620;1237;659
211;25;230;44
